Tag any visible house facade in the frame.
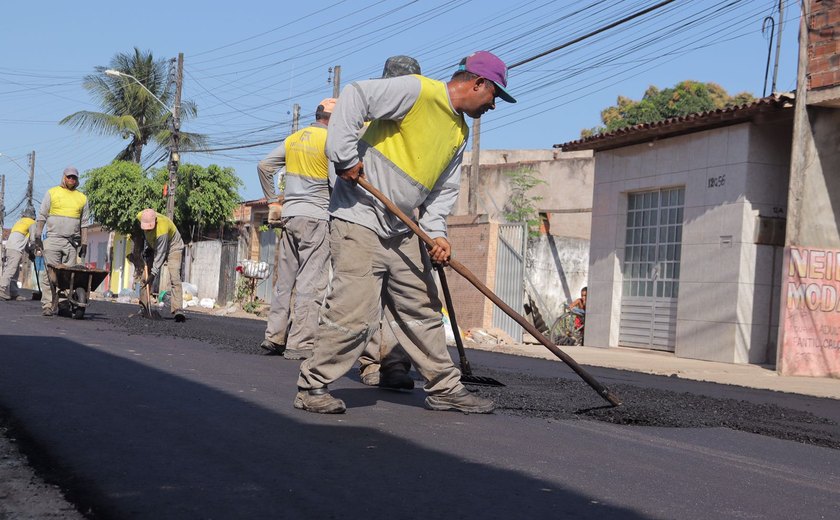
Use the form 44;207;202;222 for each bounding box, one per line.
560;96;794;364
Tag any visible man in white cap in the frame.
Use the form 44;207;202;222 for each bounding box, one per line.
137;208;185;321
256;98;336;359
36;166;90;316
0;207;37;301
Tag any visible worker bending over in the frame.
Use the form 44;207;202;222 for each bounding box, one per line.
138;208;185;321
0;207;37;301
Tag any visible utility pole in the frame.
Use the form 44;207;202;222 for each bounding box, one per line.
26;151;35;214
1;174;5;233
291;103;300;133
166;53;183;220
468;119;480;215
771;0;784;94
332;65;341;98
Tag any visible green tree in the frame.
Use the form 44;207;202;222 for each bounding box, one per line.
82;161;241;279
581;80;755;137
503;166;546;238
151;164;243;241
82;161;159;235
60;48;206;163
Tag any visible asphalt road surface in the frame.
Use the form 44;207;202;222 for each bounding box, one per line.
0;296;838;519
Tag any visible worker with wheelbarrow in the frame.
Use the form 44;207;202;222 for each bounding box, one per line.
137;209;186;322
36;167;90;316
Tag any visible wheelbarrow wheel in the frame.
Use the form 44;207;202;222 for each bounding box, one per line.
71;287;87;320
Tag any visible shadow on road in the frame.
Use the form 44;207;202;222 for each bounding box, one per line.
0;335;648;520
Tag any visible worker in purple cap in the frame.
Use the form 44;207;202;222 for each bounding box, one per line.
36;166;90;316
294;50;515;414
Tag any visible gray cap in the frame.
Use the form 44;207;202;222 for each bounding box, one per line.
382;55;421;79
63;166;79;178
21;207;35;219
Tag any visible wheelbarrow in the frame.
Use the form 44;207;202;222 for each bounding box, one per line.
46;264;108;320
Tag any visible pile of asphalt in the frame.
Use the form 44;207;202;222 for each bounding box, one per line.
473;371;839;450
101;305;839;450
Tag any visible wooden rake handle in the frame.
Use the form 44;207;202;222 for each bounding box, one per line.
356;176;621;407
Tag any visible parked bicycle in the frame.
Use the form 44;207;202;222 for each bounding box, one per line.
549;303;585;346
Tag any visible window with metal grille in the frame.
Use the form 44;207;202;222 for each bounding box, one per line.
622;188;684;299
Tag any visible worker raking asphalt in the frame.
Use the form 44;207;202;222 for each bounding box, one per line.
98;301;840;451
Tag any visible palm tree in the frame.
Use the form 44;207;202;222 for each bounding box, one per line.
60;47;206;164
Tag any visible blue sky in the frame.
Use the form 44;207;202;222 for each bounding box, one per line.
0;0;800;219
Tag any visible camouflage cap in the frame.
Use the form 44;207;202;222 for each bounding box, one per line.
381;55;421;78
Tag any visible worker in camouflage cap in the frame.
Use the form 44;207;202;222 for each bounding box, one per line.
381;55;421;78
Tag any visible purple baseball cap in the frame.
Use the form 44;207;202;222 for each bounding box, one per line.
457;51;516;103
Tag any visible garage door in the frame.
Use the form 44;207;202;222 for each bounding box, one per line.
619;188;684;351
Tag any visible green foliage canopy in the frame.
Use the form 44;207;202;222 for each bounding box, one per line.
581;81;755;138
82;161;242;241
152;164;243;240
82;161;159;235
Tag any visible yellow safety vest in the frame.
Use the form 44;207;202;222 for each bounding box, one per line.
285;126;329;179
137;211;178;245
361;75;468;190
11;217;35;237
47;186;87;218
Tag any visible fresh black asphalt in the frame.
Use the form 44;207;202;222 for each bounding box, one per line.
1;295;838;519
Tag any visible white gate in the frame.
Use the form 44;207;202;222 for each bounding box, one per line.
492;223;527;342
619;188;684;351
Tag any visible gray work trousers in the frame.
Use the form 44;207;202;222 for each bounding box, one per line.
139;249;183;314
39;237;78;309
298;220;463;396
358;305;412;377
0;249;24;298
265;217;330;350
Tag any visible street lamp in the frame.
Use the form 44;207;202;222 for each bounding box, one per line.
104;68;181;220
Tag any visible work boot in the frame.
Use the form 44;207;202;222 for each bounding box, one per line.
283;348;312;360
360;372;380;386
294;388;346;414
379;370;414;390
425;388;495;414
41;306;53;317
259;339;285;356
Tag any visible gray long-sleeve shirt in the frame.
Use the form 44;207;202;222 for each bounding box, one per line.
37;187;90;241
326;75;467;240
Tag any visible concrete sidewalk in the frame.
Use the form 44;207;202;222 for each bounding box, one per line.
466;338;840;400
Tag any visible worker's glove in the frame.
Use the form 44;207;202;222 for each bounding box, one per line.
78;244;88;260
34;238;43;254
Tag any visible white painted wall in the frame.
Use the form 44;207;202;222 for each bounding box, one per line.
587;118;792;364
187;240;222;301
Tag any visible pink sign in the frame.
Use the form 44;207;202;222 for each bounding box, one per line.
779;246;840;378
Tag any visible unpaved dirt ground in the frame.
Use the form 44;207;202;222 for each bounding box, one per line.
0;412;86;520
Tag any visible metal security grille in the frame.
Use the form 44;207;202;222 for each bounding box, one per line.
619;188;684;351
492;223;527;343
255;229;277;303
